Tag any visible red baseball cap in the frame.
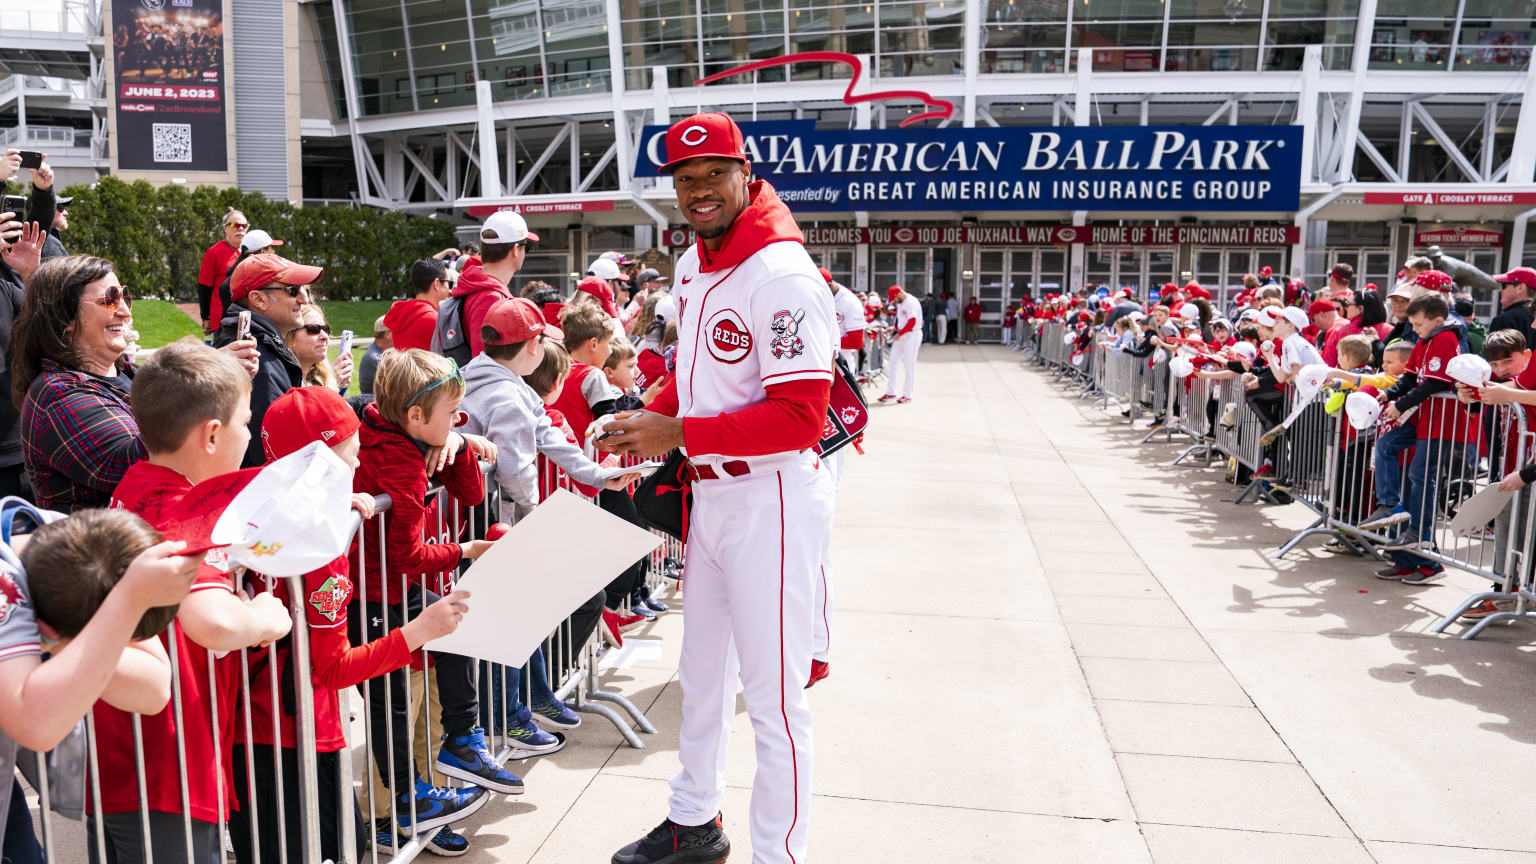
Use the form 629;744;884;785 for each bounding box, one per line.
231;255;324;303
660;113;747;173
482;296;563;346
541;301;564;328
1414;269;1455;293
1259;265;1273;276
818;267;834;287
1307;299;1336;317
576;276;619;317
261;387;360;462
886;285;902;299
1494;266;1536;289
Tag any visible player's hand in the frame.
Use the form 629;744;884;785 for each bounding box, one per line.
118;541;201;610
242;589;294;647
461;432;497;464
333;349;354;391
600;410;685;458
1;221;43;283
402;589;470;648
219;338;259;378
1500;470;1528;492
459;539;494;560
1382;403;1402;421
604;472;643;491
350;493;376;520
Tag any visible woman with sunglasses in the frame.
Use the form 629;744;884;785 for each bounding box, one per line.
284;306;353;395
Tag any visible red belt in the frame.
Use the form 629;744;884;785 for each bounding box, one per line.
686;460;752;482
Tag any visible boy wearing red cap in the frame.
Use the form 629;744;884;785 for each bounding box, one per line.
233;387;472;862
95;340;295;863
880;284;922;403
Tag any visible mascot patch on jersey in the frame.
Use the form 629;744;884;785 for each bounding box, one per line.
769;308;806;359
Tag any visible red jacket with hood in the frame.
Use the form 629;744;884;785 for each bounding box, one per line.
451;256;514;358
349;402;485;606
647;180;830;456
383;297;439;353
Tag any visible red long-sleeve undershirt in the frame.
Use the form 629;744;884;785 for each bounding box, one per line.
647;378;832;457
896;318;916;337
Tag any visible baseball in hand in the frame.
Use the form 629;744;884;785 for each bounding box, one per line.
486;522;513;542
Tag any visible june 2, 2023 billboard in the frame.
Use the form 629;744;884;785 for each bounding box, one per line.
111;0;228;173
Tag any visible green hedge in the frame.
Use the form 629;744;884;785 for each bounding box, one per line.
50;177;458;302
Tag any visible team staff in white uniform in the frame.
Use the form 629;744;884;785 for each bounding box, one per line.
881;285;923;403
604;112;836;864
830;276;867;374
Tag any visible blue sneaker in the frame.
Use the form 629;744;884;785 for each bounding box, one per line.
395;777;488;835
627;599;657;621
425;826;470;857
505;708;561;753
531;699;581;729
636;586;669;614
435;728;526;794
372;818;398;851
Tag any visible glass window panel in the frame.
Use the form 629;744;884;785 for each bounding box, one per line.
1264;19;1356;70
347;0;413;115
790;2;875;62
404;1;474;109
1461;0;1534;16
1453;27;1532;71
1266;0;1360;15
312;3;348;119
1074;0;1171;21
1167;47;1258;71
1166;21;1261;46
1377;0;1458;15
1367;21;1454;70
1074;22;1164;47
1170;0;1262;15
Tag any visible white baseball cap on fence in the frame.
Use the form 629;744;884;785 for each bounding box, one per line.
1446;354;1493;389
480;209;539;245
1295;363;1331;402
1170;356;1195;378
1345;391;1383;430
1062;330;1077;345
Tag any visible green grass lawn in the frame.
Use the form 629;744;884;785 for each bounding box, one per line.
316;300;393;342
132;299;204;348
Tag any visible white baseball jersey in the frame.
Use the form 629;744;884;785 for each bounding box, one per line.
833;286;866;339
672;239;837;469
895;294;923;335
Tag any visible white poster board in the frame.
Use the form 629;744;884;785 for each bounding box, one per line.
428;488;663;667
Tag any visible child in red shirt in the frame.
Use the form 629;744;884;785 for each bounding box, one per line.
230;386;472;863
348;348;514;840
96;341;293;863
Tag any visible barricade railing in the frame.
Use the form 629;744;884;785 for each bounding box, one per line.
17;454;680;864
1062;353;1536;641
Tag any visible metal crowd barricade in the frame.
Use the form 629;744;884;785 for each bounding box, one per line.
1166;370;1218;466
1209;376;1274;503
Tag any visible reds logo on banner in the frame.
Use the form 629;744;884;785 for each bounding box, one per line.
308;573;351;623
706;309;752;363
665;228;692;247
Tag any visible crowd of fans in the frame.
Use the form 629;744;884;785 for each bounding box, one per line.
0;149;795;862
1022;256;1536;616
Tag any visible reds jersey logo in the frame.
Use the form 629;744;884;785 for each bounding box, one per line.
706;309;752;363
0;572;20;625
1429;357;1442;373
308;574;352;622
769;309;806;359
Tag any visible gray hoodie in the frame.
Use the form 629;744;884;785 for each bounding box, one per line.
460;353;609;510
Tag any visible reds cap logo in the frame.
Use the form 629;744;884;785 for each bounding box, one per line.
680;125;709;146
706;309;752;363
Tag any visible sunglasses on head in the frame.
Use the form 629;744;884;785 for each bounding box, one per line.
292;323;331;337
89;284;132;313
260;283;305;297
406;358;464;410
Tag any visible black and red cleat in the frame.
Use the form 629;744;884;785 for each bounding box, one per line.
612;813;730;864
805;659;831;689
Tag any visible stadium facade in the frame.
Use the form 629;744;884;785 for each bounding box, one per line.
6;0;1536;337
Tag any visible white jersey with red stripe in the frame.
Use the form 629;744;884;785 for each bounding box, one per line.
832;286;866;340
895;294;923;335
672;238;836;470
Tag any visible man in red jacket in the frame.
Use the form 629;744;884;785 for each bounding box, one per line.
384;258;453;352
450;210;538;359
601;112;835;864
962;295;983;343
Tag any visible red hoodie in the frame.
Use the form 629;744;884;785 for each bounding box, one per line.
383;297;439;353
349;402;485;607
450;256;514;358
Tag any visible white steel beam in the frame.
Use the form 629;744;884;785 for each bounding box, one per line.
1335;0;1377;182
1412;101;1483;182
1357;133;1401;183
1480;98;1497;180
1509;64;1536;184
512;122;571;196
962;0;979;127
1073;48;1091;127
1398;99;1414;180
399;144;450;202
606;0;634;189
1296;46;1321;185
474;80;501;198
1200;98;1237;126
578;142;617;193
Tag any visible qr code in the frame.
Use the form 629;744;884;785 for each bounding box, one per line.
151;123;193;163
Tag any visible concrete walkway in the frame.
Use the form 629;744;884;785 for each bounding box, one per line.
439;344;1536;863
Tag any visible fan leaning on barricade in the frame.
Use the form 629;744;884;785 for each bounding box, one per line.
600;112;836;864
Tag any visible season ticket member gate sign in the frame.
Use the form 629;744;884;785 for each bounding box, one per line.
111;0;229;172
635;120;1301;213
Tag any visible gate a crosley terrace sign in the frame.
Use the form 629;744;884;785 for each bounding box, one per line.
635;120;1302;213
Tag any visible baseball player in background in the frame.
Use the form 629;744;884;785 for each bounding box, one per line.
880;285;922;403
602;112;836;864
827;269;867;373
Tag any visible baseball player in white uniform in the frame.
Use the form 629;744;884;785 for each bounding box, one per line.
603;112;836;864
830;276;867;374
880;285;923;403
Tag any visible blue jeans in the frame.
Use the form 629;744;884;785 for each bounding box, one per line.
1373;423;1417;510
1389;436;1458;570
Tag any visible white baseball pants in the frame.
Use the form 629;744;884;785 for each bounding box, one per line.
669;452;833;863
884;335;919;399
813;451;843;664
934;314;948;344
